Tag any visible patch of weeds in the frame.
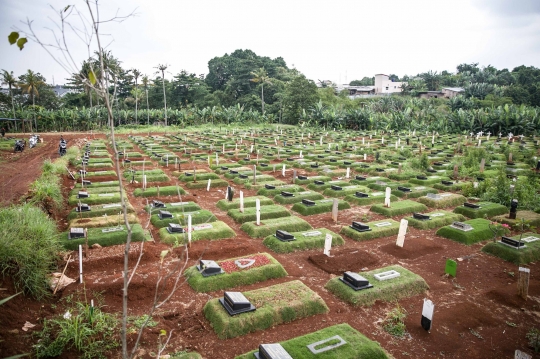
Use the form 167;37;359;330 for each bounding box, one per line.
469;328;483;340
33;299;118;359
526;327;540;353
382;304;407;338
507;271;515;277
128;314;158;333
506;321;517;327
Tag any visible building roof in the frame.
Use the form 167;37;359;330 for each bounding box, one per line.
442;87;465;92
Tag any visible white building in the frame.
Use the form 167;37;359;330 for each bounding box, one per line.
374;74;406;94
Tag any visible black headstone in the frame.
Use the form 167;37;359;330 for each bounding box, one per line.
302;199;315;206
197;259;224;277
413;213;430;221
340;271;373;291
350;221;371;232
276;230;295;242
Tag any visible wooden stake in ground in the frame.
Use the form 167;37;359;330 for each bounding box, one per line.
518;267;530;300
84;228;89;258
53;255;72;295
479;158;485;173
332;199;338;223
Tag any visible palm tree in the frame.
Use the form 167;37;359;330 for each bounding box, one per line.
1;69;19;131
250;67;272;114
18;70;45;131
154;64;169;126
131;69;141;123
141;75;150;125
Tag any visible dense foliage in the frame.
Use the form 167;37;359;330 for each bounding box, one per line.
1;53;540;133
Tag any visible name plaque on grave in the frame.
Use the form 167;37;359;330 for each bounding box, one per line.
500;236;526;248
219;291;256;316
302;231;322;237
417;175;427;180
297;175;308;180
355;175;367;181
102;226;124;233
76;203;91;212
98;193;115;197
374;221;392;227
314;180;325;185
170;202;190;206
193;224;213;231
158;210;173;219
280;191;294;197
521;236;540;243
152;200;166;208
450;221;473;231
69;227;85;240
265;184;275;190
374;270;401;281
355;192;369;198
430;213;445;217
306;335;347;354
426;193;442;200
302;199;316;206
254;343;293;359
340;271;373;291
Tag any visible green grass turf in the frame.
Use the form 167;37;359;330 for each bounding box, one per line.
133;185;187;197
482;232;540;265
340;219;400;241
294;175;332;185
203;280;329;339
406;210;466;229
432;181;469;191
74;180;120;188
143;201;200;213
325;265;429;306
307;180;350;193
240;216;313;238
59;223;148;250
185;179;229;189
273;191;325;204
178;172;220;182
67;191;124;206
216;196;274;211
80;170;117;178
262;228;344;253
453;201;509;219
256;184;304;197
67;202;134;220
227;205;291;224
390;185;438;199
150;209;217;228
322;185;371;198
492;210;540;228
159;221;236;244
184;252;287;292
370;200;428;217
291;198;351;216
417;193;467;208
407;175;452;185
435;218;493;245
235;323;389;359
343;192;399;206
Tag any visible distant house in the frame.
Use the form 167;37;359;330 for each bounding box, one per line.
52;85;78;98
348;86;375;96
374;74;406;94
441;87;465;98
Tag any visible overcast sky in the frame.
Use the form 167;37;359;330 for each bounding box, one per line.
1;0;540;85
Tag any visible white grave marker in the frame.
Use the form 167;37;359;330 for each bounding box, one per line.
282;164;286;177
256;199;261;225
323;233;332;256
421;299;435;331
396;219;408;247
384;187;391;207
346;167;350;179
240;191;244;213
188;215;192;244
207;179;211;191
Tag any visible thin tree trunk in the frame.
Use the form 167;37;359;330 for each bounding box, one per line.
161;73;167;126
135;79;138;124
32;92;36;132
9;85;17;132
89;88;93;107
146;89;149;126
261;84;264;114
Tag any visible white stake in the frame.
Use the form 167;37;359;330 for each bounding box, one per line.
384;187;391;207
324;233;332;256
207;179;211;191
282;164;286;177
79;245;83;283
256;199;261;225
396;218;408;247
188;215;192;244
240;191;244;213
346;167;350;179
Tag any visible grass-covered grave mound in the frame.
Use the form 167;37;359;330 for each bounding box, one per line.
291;198;350;216
185;252;287;292
262;228;345;253
67;202;135;220
273;191;325;204
407;210;466;230
435;218;493;245
150;209;217;228
340;219;400;241
256;184;304;197
60;223;148;250
370;199;428;217
240;216;312;238
325;265;429;306
235;323;389;359
417;193;467;208
159;221;236;243
228;204;291;224
133;185;187;197
453;201;509;219
344;191;399;206
203;280;329;339
482;232;540;265
216;196;273;211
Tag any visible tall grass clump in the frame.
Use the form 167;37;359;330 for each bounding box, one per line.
0;204;61;299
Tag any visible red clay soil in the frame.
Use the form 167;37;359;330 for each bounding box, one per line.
1;132;540;359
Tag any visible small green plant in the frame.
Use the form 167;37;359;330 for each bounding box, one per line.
34;300;119;359
469;328;483;339
515;218;537;243
382;304;407;338
128;314;158;334
526;327;540;352
487;218;510;243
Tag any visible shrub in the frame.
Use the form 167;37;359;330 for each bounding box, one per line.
0;204;61;299
382;304;408;338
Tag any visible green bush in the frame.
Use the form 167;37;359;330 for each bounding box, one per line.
262;228;345;253
0;205;61;299
185;252;287;292
324;265;429;306
436;218;493;245
235;323;389;359
340;219;400;241
240;216;312;238
203;280;329;339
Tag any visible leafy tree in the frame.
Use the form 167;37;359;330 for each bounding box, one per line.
250;67;272;113
282;74;318;124
154;64;169;125
18;70;45;131
457;62;480;74
1;69;18;127
349;77;374;86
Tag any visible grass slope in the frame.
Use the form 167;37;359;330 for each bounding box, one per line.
263;228;345;253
